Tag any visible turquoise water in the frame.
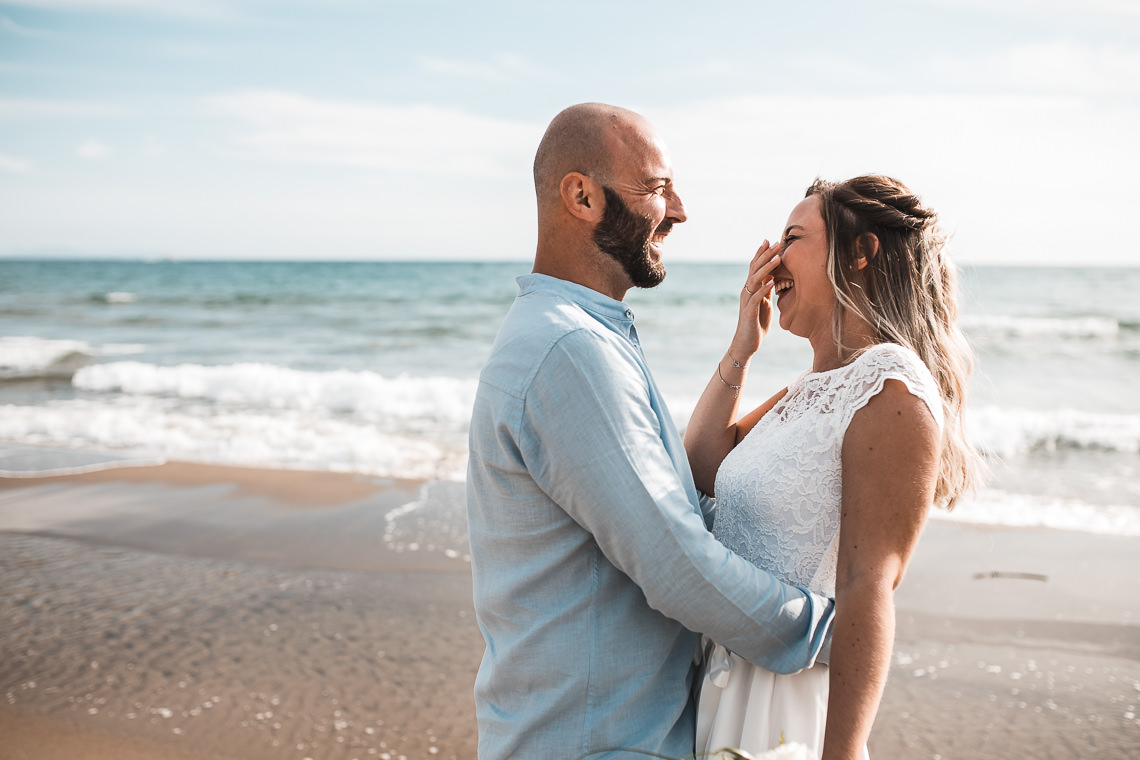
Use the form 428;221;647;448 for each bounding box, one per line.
2;259;1138;534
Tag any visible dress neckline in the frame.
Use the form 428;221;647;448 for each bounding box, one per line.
802;342;894;380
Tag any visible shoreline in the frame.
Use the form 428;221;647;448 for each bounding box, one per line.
0;460;467;575
2;461;1138;759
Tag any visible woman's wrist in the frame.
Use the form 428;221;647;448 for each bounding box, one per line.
727;341;757;368
716;360;743;398
716;350;748;398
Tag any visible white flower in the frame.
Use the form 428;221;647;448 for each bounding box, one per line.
710;743;812;760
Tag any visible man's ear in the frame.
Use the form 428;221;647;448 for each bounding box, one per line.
560;172;605;223
853;233;879;270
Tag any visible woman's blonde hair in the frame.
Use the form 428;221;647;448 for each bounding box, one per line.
807;175;983;509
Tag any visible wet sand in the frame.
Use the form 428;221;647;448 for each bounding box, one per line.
1;460;1138;759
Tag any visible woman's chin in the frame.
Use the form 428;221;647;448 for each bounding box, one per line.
776;310;792;334
778;314;811;341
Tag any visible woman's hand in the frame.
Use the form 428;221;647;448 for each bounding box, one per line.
683;239;786;494
731;239;783;361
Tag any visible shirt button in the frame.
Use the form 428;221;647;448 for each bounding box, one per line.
625;310;633;318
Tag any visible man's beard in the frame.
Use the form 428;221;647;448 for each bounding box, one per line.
593;186;670;289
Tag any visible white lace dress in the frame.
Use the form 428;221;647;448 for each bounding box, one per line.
696;342;944;758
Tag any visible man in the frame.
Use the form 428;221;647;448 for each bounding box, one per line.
466;103;833;759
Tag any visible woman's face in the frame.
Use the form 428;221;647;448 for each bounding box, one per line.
772;194;836;345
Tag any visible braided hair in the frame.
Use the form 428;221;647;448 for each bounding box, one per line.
807;175;983;509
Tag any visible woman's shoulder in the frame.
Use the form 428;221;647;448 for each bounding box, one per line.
852;342;934;383
844;342;944;429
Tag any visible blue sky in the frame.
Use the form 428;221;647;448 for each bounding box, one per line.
1;0;1137;264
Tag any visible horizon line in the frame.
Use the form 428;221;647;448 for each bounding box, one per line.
1;255;1138;269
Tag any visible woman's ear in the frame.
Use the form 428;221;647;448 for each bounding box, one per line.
853;233;879;270
560;172;605;223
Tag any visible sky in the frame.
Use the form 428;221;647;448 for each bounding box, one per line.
0;0;1138;265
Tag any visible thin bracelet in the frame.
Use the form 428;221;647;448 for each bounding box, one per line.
717;363;742;398
726;351;745;369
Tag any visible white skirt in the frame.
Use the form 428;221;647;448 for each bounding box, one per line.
696;646;831;758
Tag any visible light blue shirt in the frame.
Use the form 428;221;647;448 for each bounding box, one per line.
466;274;834;760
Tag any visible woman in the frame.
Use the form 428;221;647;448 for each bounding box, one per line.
684;176;983;759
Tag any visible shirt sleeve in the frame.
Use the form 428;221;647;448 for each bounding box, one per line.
519;329;834;673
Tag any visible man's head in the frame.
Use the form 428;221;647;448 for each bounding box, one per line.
532;103;686;297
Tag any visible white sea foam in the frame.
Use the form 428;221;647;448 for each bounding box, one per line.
0;398;468;481
672;395;1140;457
932;488;1140;536
73;361;476;425
6;359;477;480
969;405;1140;456
0;336;93;374
2;388;1138;534
961;315;1120;340
0;337;144;377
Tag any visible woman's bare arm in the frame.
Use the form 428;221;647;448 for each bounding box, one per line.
822;378;941;760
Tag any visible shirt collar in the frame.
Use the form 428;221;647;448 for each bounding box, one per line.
516;273;636;326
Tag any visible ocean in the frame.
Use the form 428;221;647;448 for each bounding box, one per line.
2;259;1139;546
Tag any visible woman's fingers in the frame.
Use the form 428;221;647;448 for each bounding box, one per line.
748;240;773;272
745;240;783;297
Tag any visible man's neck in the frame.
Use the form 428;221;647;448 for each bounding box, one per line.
533;243;630;302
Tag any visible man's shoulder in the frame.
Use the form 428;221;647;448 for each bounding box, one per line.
502;289;622;352
479;293;629;395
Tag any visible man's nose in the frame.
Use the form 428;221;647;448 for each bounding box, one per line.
667;188;687;223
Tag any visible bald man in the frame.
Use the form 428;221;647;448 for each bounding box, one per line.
465;103;833;759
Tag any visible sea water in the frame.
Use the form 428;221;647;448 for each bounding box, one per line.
1;260;1138;540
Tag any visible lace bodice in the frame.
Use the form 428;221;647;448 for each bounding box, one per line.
711;343;944;596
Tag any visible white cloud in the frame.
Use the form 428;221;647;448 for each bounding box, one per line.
0;98;124;121
8;91;1134;265
207;90;542;178
936;41;1140;97
0;162;537;260
0;0;241;19
648;93;1140;265
419;54;533;82
0;13;59;38
0;153;32;172
154;39;225;58
76;138;111;159
1086;0;1140;14
140;136;169;157
924;0;1140;18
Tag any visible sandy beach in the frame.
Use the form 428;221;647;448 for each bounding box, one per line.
2;459;1138;760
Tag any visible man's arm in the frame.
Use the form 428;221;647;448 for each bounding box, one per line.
522;331;833;673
